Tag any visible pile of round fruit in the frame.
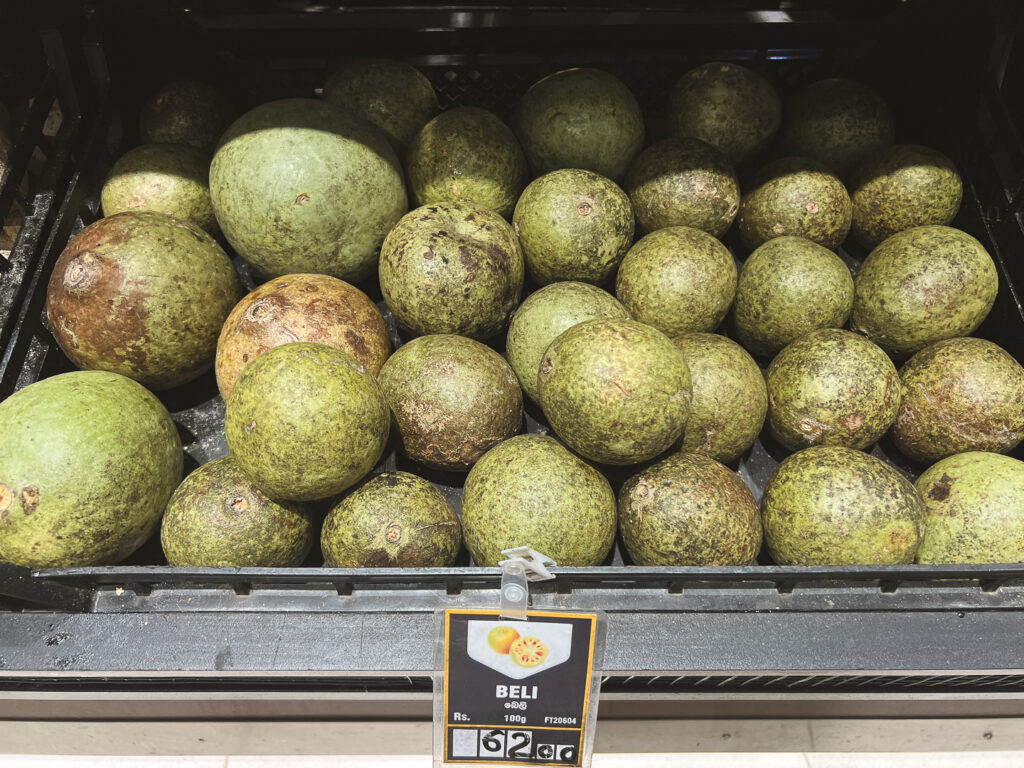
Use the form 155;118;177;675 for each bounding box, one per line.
1;61;1022;571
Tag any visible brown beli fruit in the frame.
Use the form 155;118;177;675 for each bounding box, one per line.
216;273;391;401
377;334;523;472
619;452;762;566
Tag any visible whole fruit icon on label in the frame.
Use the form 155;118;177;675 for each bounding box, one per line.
487;626;521;655
510;636;549;668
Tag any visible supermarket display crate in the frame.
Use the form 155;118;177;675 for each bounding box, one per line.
2;0;1024;716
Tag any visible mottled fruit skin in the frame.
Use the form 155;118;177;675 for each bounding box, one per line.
851;225;998;357
615;226;737;337
46;211;242;390
161;457;314;567
619;452;762;566
461;435;616;566
323;59;439;153
101;143;220;237
733;236;854;356
321;471;461;567
782;78;895;178
766;329;900;451
850;145;962;248
737;157;852;251
506;282;628;403
379;202;524;340
762;446;925;565
916;452;1024;564
215;273;390;402
210;98;407;282
0;371;183;568
624;137;740;237
225;343;390;501
377;335;523;471
139;80;235;152
406;107;529;219
513;68;644;182
891;338;1024;463
671;333;767;463
538;318;692;465
666;62;781;164
512;168;634;286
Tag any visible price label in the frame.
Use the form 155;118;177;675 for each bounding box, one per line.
436;609;600;767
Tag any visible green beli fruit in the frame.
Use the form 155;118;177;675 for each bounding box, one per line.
851;225;998;357
377;334;523;471
737;156;852;251
916;452;1024;564
733;236;854;356
765;329;900;451
512;168;634;286
101;143;220;237
619;452;761;566
139;80;235;152
210;98;406;282
781;78;895;178
46;211;242;390
537;318;691;465
513;68;644;182
225;342;390;501
379;202;524;340
615;226;736;337
321;471;461;567
323;59;439;153
891;338;1024;463
850;144;962;248
160;457;314;567
671;333;767;463
406;106;529;219
461;434;616;566
506;282;628;403
666;62;782;164
624;137;740;237
762;445;925;565
0;371;182;568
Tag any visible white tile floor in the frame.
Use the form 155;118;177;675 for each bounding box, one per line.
4;717;1024;767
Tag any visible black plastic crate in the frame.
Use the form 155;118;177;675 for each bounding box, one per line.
1;0;1024;695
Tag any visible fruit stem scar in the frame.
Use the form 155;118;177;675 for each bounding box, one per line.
64;252;99;292
385;523;402;543
577;202;592;215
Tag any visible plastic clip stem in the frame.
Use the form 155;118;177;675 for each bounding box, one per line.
499;559;529;620
498;547;557;620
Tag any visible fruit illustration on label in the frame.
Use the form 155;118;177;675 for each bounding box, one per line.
510;636;549;668
488;626;521;655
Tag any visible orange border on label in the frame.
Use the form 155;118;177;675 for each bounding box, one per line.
442;609;598;767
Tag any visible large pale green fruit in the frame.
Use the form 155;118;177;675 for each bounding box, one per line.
210;98;407;282
0;371;183;568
